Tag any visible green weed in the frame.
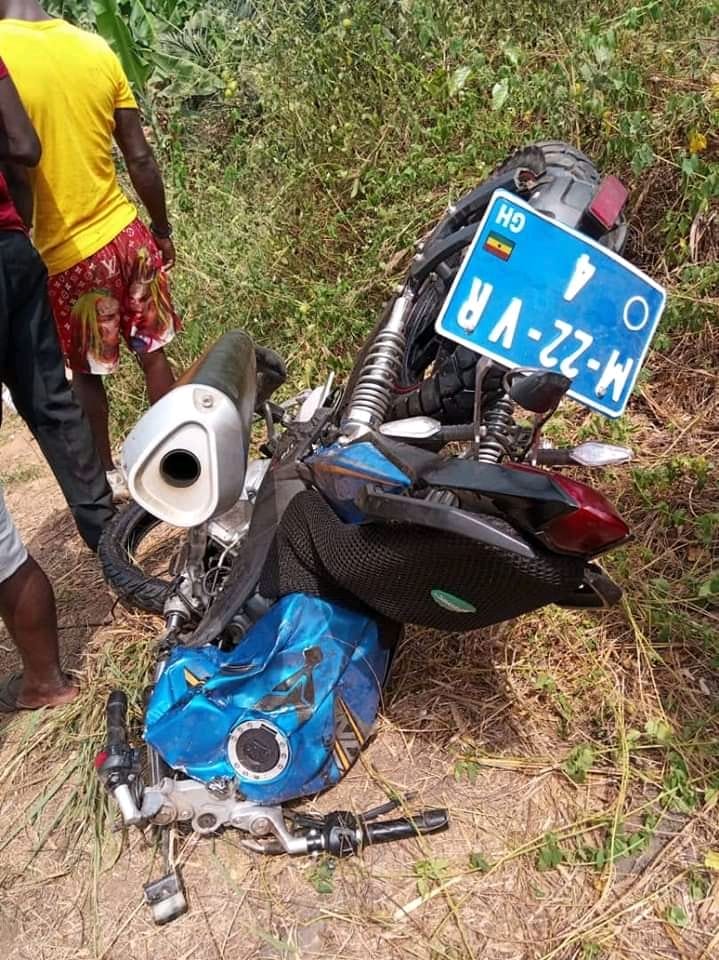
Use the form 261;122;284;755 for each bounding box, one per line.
0;464;43;486
563;744;597;784
413;856;451;896
306;858;335;894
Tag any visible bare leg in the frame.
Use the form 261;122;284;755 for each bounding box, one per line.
0;556;78;708
71;372;114;471
138;348;174;404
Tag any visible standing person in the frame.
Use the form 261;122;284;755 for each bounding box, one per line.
0;56;113;551
0;486;78;710
0;1;181;499
0;58;84;711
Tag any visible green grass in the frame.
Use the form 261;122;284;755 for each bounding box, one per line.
105;0;718;426
3;3;717;956
0;464;43;487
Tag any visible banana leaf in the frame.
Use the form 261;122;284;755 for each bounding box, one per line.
92;0;152;90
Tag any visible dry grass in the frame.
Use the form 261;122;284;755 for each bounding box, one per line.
0;327;717;958
1;1;717;952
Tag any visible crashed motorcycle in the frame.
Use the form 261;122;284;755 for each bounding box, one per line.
96;142;666;923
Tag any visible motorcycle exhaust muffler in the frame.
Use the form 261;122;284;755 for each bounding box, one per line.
122;330;258;527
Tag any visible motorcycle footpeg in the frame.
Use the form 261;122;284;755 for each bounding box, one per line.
143;869;188;925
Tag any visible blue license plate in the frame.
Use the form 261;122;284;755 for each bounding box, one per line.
435;189;666;418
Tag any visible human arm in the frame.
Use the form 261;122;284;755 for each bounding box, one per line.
0;67;41;166
1;162;33;227
113;108;175;268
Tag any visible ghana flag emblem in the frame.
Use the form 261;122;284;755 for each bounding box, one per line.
483;231;515;261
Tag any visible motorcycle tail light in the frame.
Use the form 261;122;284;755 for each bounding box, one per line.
94;750;109;770
587;175;628;229
542;474;630;556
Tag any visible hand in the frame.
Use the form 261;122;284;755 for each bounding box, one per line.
154;236;176;270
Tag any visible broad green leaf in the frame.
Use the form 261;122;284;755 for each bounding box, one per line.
502;43;521;66
448;65;472;96
689;871;709;900
491;78;509;111
644;718;672;743
698;573;719;599
147;49;221;97
128;0;155;46
536;833;565;872
469;852;490;872
705;850;719;871
307;860;334;895
564;744;596;784
92;0;152;90
665;904;688;927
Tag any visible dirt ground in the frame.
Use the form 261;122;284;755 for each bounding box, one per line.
0;414;717;960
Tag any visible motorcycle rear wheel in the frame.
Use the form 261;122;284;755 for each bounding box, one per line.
99;502;173;615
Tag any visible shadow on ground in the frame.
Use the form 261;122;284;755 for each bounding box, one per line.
385;623;522;752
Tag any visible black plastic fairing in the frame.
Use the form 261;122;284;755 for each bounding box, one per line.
355;485;537;559
509;371;571;414
555;564;623;609
419;459;578;532
408;223;478;287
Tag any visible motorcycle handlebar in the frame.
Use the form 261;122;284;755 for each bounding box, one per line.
106;690;128;750
363;809;449;846
533;447;571;466
440;424;475;443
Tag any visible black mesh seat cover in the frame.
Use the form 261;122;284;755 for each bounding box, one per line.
260;490;586;632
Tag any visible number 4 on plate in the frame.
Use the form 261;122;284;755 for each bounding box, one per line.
563;254;596;302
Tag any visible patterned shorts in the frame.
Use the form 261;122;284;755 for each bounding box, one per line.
48;218;180;375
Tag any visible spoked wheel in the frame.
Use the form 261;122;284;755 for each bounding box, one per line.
98;501;183;614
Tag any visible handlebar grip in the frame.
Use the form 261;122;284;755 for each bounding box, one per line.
534;447;573;466
363;809;449;846
440;424;475;443
106;690;128;749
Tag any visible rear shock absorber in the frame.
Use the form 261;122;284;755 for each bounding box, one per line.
477;396;516;463
342;293;411;430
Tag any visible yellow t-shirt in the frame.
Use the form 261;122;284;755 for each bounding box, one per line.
0;18;138;275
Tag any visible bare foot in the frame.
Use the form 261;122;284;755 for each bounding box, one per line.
1;673;80;711
19;682;79;709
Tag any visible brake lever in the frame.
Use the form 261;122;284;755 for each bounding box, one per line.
246;801;448;858
360;792;417;822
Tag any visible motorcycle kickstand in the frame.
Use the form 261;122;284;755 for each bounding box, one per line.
143;825;188;925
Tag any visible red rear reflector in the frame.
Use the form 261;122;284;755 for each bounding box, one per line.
543;474;630;556
588;176;628;230
94;750;109;770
